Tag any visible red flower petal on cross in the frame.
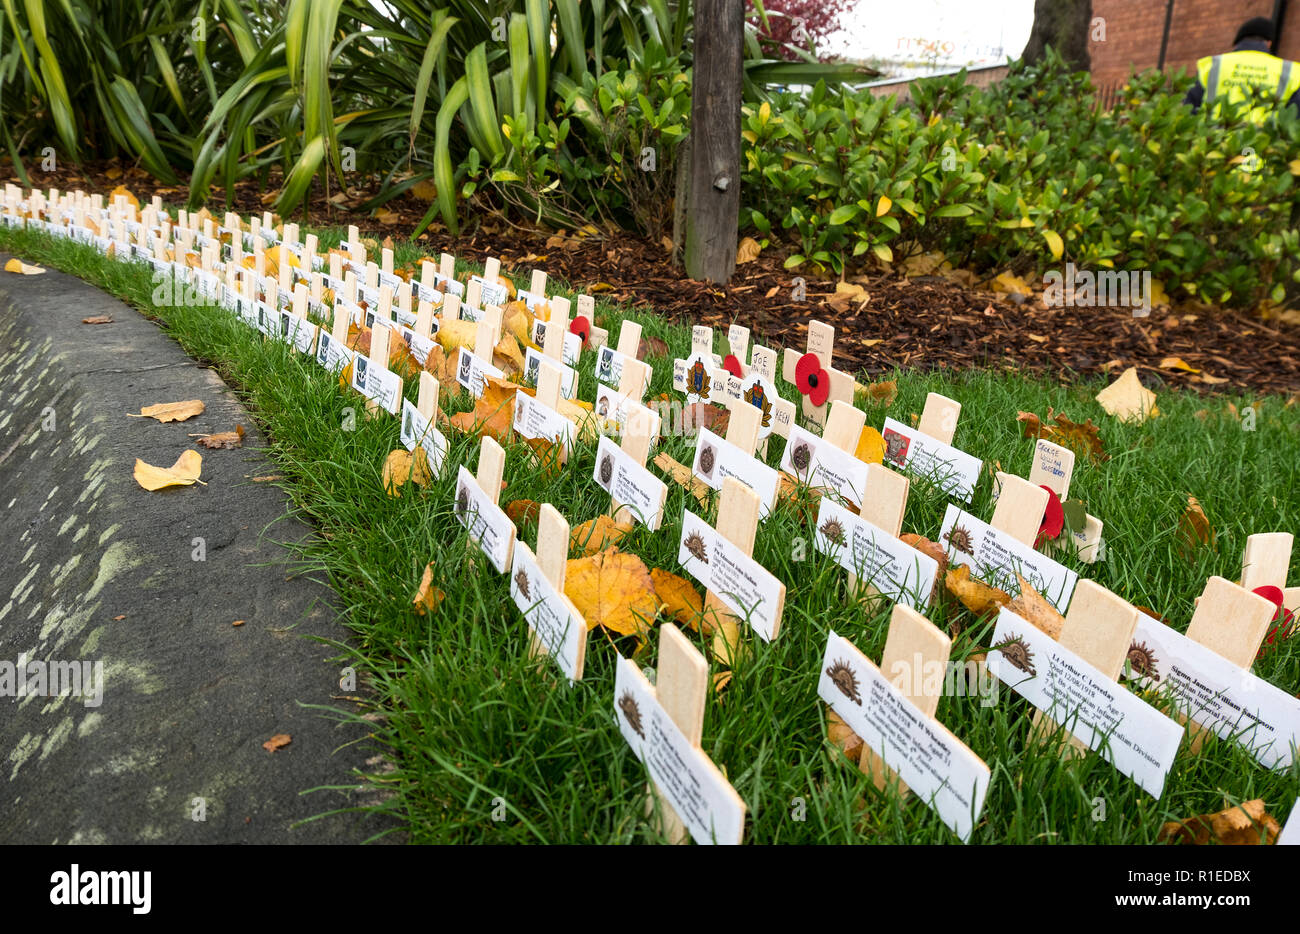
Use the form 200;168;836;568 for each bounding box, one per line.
1035;486;1065;549
569;315;590;347
1252;585;1296;654
794;352;830;407
722;354;743;378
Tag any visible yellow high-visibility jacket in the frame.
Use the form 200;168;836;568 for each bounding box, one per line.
1196;49;1300;122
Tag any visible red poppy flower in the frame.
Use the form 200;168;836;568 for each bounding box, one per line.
722;354;743;378
1035;486;1065;548
569;315;590;346
794;352;830;407
1253;585;1296;655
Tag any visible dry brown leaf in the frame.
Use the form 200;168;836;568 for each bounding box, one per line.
827;707;863;764
855;426;885;464
1016;407;1108;465
132;400;206;423
570;514;634;557
685;401;730;435
1176;495;1216;559
1095;366;1158;424
777;471;823;526
424;343;461;386
1159;356;1200;374
650;568;704;629
1006;572;1065;640
382;447;433;496
945;564;1011;618
653;452;711;507
861;380;898;407
82;315;114;325
900;533;948;591
412;563;445;615
493;333;526;376
637;336;669;361
134;450;204;491
448;378;523;445
262;733;292;754
4;257;45;275
1158;799;1280;845
505;499;542;530
501;301;533;345
192;425;245;449
563;547;658;637
250;475;282;482
232;619;244;627
735;236;762;264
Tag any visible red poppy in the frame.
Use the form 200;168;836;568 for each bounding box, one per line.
569;315;591;346
722;354;743;378
794;352;829;406
1035;486;1065;549
1253;585;1296;655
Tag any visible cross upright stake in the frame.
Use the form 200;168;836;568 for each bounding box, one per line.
649;625;708;844
510;503;588;681
780;320;855;426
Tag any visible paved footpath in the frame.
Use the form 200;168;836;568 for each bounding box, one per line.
0;255;398;843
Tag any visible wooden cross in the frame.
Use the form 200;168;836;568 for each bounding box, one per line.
605;397;665;528
742;344;795;455
517;356;572;465
1241;532;1299;613
455;435;517;573
1180;575;1281;753
1024;438;1104;564
780;320;856;426
616;624;745;844
1031;579;1141;753
511;503;588;681
693;477;787;665
860;604;954;794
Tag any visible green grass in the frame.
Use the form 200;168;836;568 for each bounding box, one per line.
3;224;1298;844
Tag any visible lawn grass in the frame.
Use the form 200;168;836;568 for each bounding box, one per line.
2;223;1297;844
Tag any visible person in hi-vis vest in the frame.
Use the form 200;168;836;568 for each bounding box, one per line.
1184;16;1300;122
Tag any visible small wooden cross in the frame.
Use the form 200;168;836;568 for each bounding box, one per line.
401;371;448;478
514;356;572;464
1031;580;1141;753
780;320;856;426
681;476;787;665
454;435;517;574
1241;532;1299;613
602;397;666;529
510;503;588;681
1024;438;1104;564
1181;575;1280;753
615;624;746;845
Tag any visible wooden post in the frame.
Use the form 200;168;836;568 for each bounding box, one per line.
650;625;709;844
684;0;743;285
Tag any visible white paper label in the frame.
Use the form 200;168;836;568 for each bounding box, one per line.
1280;804;1300;845
780;423;869;507
470;274;509;307
453;466;515;573
814;500;938;610
691;428;779;518
400;399;448;478
819;630;989;842
881;417;981;502
510;543;585;682
523;345;577;399
593;436;666;531
280;313;318;354
988;608;1184;798
456;348;505;398
315;330;355;376
398;325;437;366
1131;611;1300;769
512;391;574;454
351;354;402;415
678;510;785;641
938;504;1078;611
613;656;745;845
595;384;660;442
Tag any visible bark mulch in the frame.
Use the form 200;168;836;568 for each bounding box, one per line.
12;160;1299;398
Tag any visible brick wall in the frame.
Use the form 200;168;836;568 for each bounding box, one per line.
1090;0;1292;92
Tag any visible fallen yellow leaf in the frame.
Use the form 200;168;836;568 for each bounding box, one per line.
382;447;433;496
650;568;704;629
412;562;445;615
4;258;45;275
735;236;762;264
1159;799;1280;845
1176;495;1215;560
564;547;658;638
262;733;292;753
570;514;634;557
854;426;885;464
134;450;204;491
945;564;1011;618
1095;366;1158;424
1006;573;1065;640
131;400;206;423
1159;356;1200;374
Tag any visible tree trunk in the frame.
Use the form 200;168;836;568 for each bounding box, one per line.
1022;0;1092;72
684;0;743;285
